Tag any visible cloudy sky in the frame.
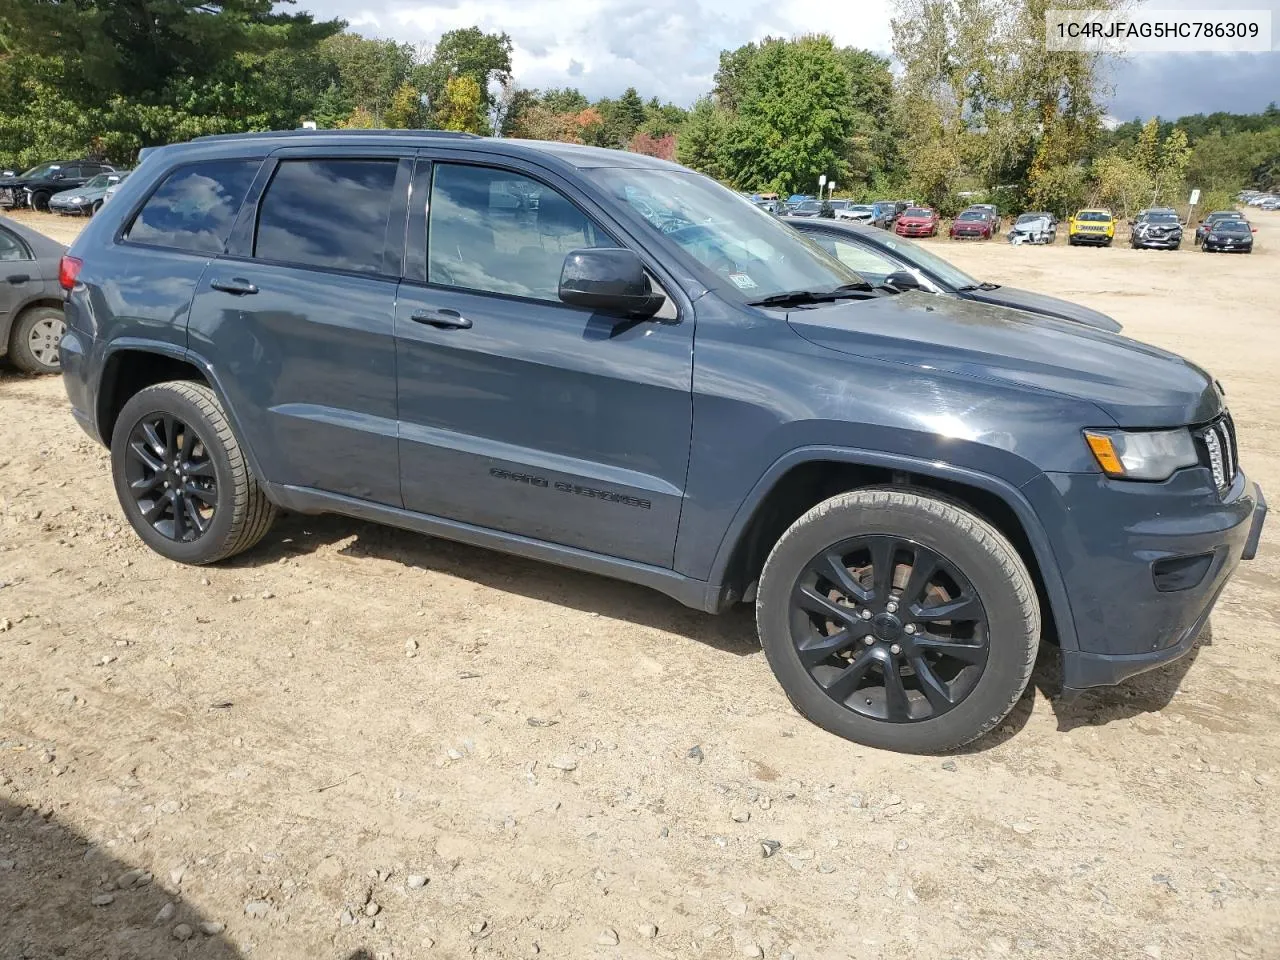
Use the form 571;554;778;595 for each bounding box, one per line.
306;0;1280;120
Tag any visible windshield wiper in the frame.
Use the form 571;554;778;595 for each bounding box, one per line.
956;281;1001;292
748;282;873;307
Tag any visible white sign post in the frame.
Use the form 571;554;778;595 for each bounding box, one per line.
818;174;827;198
1187;188;1201;225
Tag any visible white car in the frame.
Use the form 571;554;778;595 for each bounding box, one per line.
834;203;875;223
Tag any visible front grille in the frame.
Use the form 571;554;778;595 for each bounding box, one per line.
1196;413;1238;492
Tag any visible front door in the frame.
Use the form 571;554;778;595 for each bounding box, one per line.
394;157;693;568
187;150;411;505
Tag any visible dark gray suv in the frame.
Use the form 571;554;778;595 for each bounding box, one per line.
59;130;1266;753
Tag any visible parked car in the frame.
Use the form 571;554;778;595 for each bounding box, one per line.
893;206;939;237
753;197;783;215
788;199;827;218
1202;219;1254;253
1067;209;1115;246
788;217;1121;331
49;170;132;216
1262;197;1280;211
0;215;68;374
870;201;899;229
1130;211;1183;250
949;208;995;240
61;129;1266;753
0;160;117;211
785;194;813;211
968;203;1001;230
1134;207;1177;222
1007;212;1056;244
1195;210;1247;244
835;203;875;223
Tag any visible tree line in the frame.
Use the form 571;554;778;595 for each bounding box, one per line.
0;0;1276;215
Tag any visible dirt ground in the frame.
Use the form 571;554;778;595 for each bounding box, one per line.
1;208;1278;960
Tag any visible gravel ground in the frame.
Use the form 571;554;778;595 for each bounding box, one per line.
1;208;1278;960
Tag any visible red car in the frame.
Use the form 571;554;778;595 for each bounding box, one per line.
949;208;995;240
894;206;940;237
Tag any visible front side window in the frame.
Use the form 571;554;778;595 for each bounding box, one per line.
0;227;31;262
254;159;398;275
428;163;612;301
809;234;898;283
587;167;864;302
127;160;259;254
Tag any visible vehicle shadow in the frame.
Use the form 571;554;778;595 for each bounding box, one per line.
243;511;760;657
1038;624;1208;733
0;797;242;958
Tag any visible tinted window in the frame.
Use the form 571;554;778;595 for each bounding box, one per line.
429;164;612;301
810;235;897;281
255;159;398;274
128;160;259;254
0;227;31;261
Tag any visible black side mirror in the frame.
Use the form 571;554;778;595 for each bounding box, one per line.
884;270;921;292
559;248;665;318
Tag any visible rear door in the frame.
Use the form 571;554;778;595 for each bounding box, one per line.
393;154;694;567
0;225;33;331
186;148;411;505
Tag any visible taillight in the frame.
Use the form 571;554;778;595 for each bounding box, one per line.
58;255;82;291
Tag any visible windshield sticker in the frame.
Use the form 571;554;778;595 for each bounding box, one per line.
728;273;758;290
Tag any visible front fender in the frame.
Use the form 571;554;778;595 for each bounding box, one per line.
701;445;1079;655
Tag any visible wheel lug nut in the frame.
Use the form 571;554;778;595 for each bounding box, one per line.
890;644;901;655
863;635;875;646
859;609;872;620
905;624;916;635
886;600;898;613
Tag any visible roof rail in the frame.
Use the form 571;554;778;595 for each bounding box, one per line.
189;129;482;144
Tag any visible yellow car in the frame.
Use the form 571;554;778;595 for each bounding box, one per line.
1067;209;1115;246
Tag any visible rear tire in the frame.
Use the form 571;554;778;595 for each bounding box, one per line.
91;199;103;215
111;381;277;564
30;190;50;212
756;488;1039;753
8;306;65;374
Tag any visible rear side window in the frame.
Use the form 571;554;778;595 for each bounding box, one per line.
127;160;259;254
254;159;398;275
0;227;31;261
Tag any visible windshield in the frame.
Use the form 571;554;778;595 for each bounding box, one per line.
1077;211;1111;222
588;168;865;301
1208;212;1241;220
796;201;822;212
1017;213;1049;223
849;205;874;213
871;232;979;290
19;163;60;179
83;174;114;189
903;208;932;217
1146;214;1179;224
957;210;986;220
1215;222;1250;233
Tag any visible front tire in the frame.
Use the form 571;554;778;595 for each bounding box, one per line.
111;381;276;564
8;306;65;374
30;191;50;212
756;488;1039;753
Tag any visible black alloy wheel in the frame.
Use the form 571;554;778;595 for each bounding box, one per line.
790;535;988;723
124;413;218;542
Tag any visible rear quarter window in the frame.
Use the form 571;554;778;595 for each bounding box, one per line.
126;160;260;254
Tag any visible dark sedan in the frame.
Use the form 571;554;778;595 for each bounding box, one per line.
0;216;68;373
1195;210;1245;244
786;217;1122;332
1130;211;1183;250
1202;219;1254;253
0;160;117;211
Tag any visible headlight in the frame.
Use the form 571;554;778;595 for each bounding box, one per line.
1084;429;1198;481
67;196;83;203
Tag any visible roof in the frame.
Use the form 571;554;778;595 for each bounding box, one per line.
180;129;683;172
1076;208;1113;215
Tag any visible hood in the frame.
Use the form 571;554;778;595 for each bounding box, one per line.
964;285;1122;333
952;219;988;229
785;292;1220;428
1011;217;1051;232
51;185;98;201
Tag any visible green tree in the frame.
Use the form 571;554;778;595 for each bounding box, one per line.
438;74;487;134
1155;127;1191;202
676;96;732;181
417;26;511;120
384;81;427;129
613;87;646;142
319;34;416;123
540;87;589;114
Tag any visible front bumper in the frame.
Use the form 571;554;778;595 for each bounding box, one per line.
1070;232;1111;245
950;230;988;239
896;224;935;236
1022;469;1265;692
1204;241;1252;252
1133;236;1181;248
